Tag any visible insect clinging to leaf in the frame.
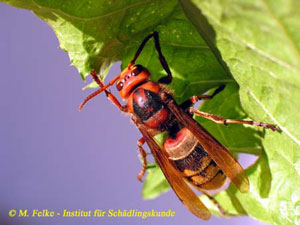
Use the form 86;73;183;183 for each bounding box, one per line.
79;32;278;219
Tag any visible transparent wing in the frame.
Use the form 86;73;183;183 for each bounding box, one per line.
136;123;211;220
166;98;249;193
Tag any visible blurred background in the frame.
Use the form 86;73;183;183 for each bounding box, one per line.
0;3;268;225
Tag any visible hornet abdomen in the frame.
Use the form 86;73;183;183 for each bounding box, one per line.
164;128;226;190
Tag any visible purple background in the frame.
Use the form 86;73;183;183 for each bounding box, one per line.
0;3;268;225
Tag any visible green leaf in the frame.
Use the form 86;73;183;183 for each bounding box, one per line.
118;3;231;103
2;0;235;200
181;0;300;224
2;0;176;79
3;0;300;223
142;163;170;200
195;83;264;156
2;0;228;94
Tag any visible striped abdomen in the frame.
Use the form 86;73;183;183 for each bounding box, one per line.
164;128;226;190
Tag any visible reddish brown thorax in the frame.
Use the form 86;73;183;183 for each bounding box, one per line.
116;64;170;130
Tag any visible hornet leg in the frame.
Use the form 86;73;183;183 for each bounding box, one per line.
202;192;227;216
129;32;172;84
90;69;127;112
180;85;225;110
137;137;148;182
189;108;279;132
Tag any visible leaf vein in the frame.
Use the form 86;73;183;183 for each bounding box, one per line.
202;10;300;72
248;90;300;146
32;0;151;21
162;42;210;49
230;57;300;89
260;0;300;63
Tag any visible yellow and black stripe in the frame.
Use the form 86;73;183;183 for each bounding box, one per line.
173;143;226;190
